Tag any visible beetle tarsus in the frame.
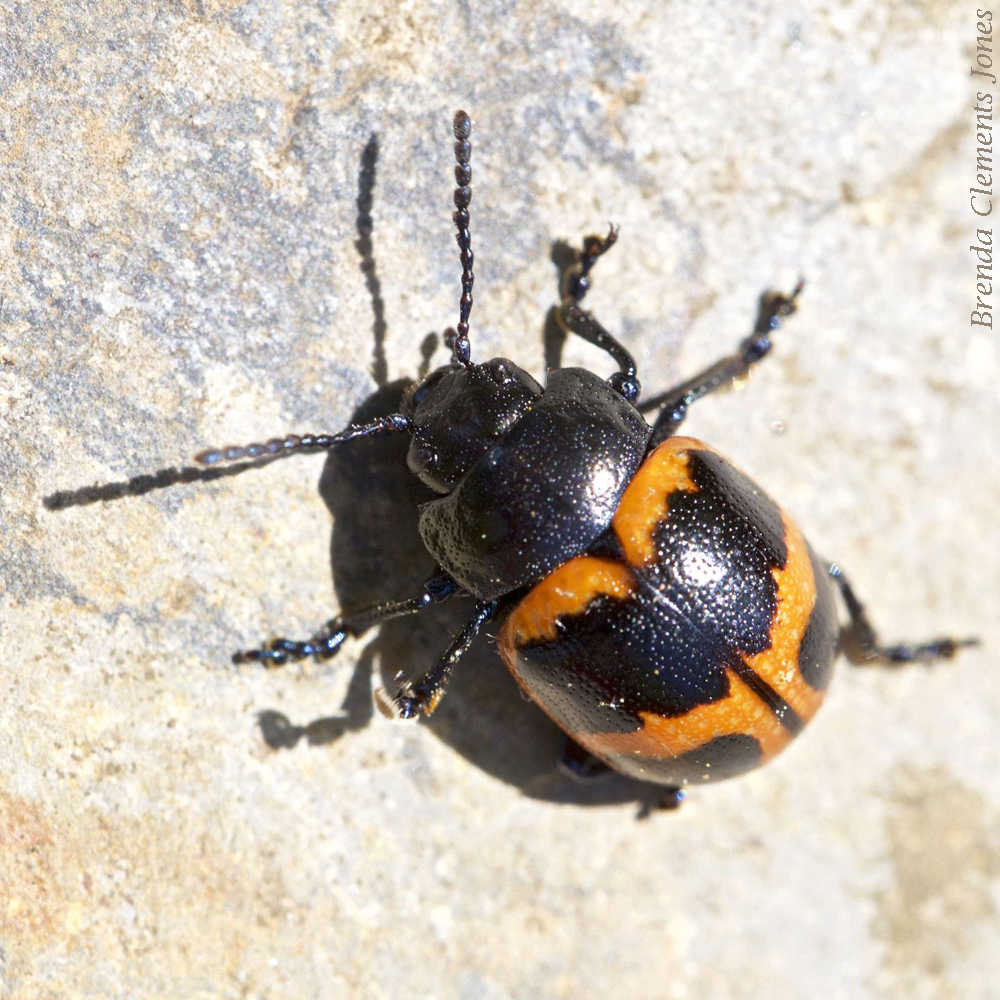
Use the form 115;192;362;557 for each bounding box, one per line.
563;224;618;305
377;600;499;721
374;676;420;720
558;230;640;403
641;281;806;449
233;574;459;668
636;786;687;819
828;562;979;665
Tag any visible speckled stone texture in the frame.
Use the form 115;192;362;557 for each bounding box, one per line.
2;3;998;999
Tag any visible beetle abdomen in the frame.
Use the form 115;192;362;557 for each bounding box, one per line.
496;436;839;787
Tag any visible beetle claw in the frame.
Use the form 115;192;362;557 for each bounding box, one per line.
374;674;420;720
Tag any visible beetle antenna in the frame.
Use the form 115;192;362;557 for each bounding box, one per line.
450;109;474;367
193;414;411;467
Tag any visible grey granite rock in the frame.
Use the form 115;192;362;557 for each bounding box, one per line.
2;2;998;998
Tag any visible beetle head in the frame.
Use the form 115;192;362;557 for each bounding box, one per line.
401;358;542;493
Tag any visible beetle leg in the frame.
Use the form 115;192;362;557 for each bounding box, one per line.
376;599;499;719
634;787;689;818
561;225;619;306
559;738;690;814
828;563;979;664
558;735;613;780
234;572;461;667
642;281;804;449
560;305;640;404
556;227;641;403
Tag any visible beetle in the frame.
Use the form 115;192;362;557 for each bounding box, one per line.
194;110;975;807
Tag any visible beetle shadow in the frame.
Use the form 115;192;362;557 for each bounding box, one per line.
542;239;577;373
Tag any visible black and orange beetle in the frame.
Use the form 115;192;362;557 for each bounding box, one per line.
195;111;975;807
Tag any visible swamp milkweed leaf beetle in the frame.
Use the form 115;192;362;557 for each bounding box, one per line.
192;110;976;810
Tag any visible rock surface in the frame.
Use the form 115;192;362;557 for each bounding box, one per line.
2;3;998;998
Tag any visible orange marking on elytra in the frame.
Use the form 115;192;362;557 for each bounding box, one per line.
745;510;827;724
612;437;707;568
577;667;793;768
497;556;636;648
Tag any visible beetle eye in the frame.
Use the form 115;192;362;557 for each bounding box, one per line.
403;367;450;414
411;440;439;472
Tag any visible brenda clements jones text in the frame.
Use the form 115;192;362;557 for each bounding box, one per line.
972;9;995;328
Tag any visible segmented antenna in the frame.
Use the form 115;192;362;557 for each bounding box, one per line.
450;109;474;366
193;414;411;467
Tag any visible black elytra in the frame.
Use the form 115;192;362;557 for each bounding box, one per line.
194;110;977;807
